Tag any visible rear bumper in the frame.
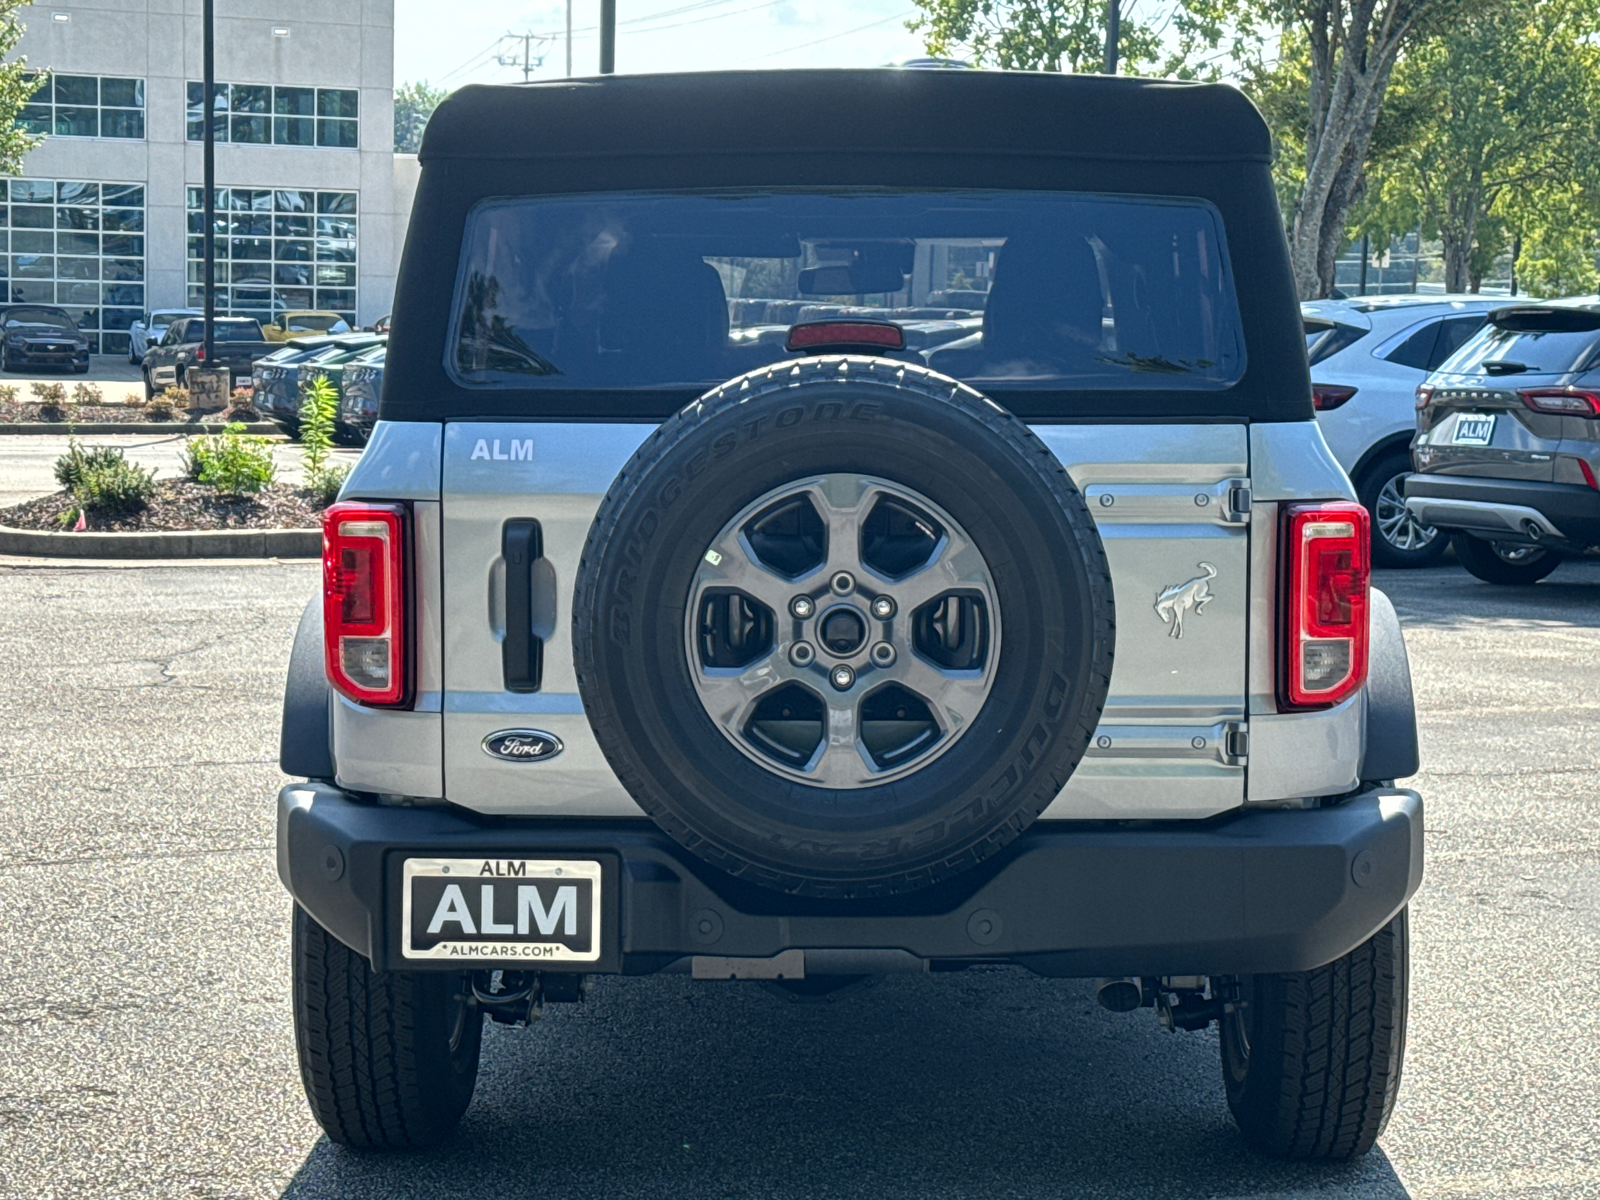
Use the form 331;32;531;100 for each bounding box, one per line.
277;782;1424;979
1406;473;1600;549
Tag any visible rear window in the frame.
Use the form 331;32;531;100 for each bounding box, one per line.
285;314;350;334
448;189;1245;394
1440;320;1600;376
212;322;264;343
1304;319;1366;366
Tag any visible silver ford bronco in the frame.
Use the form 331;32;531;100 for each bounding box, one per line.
277;69;1423;1158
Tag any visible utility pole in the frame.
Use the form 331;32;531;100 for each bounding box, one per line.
600;0;616;73
1359;233;1369;296
497;32;546;82
566;0;573;76
1103;0;1119;74
201;0;215;373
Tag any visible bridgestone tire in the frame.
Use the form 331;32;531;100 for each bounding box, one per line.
1221;908;1409;1160
291;906;482;1149
1452;533;1562;586
573;357;1115;897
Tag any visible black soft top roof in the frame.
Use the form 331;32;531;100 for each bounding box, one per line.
384;70;1310;424
420;70;1271;167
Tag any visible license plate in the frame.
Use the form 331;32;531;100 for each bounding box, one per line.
1453;414;1496;445
402;858;602;962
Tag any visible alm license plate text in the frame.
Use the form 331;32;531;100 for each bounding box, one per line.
402;858;602;962
1453;414;1496;446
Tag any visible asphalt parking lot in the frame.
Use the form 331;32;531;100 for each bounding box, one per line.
0;555;1596;1199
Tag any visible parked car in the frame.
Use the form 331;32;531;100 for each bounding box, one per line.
278;71;1421;1158
127;308;202;363
1302;294;1505;566
142;317;274;399
0;305;90;373
1406;298;1600;584
254;334;383;433
366;313;391;333
336;344;385;442
262;310;353;343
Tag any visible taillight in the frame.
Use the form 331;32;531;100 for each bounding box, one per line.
1520;388;1600;416
1311;382;1358;411
786;320;907;353
195;346;205;362
1281;502;1370;710
1414;383;1434;410
323;501;409;706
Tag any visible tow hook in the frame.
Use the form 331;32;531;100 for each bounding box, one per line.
1155;976;1240;1032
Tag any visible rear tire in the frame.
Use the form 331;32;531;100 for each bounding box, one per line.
292;905;483;1149
1452;533;1562;585
1358;450;1445;569
1220;909;1408;1160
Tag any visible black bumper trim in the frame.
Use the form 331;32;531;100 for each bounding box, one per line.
1406;473;1600;545
277;784;1423;978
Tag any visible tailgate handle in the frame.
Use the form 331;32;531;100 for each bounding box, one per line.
501;519;545;693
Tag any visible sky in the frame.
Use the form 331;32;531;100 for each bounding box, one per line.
393;0;931;90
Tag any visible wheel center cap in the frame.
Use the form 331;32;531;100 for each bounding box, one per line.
818;607;867;657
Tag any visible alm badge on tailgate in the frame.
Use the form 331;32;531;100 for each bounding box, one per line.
403;858;602;962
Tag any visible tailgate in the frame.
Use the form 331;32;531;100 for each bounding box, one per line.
438;422;1251;821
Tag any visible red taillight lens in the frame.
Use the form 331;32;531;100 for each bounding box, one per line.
1282;502;1370;710
323;501;409;706
1414;383;1434;411
786;320;907;353
1311;382;1358;411
1520;388;1600;416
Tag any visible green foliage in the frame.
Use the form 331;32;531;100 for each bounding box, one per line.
304;463;352;508
145;394;175;420
394;80;448;154
31;380;67;419
184;423;277;496
70;382;101;405
54;439;156;513
0;384;17;404
0;31;47;175
299;372;338;472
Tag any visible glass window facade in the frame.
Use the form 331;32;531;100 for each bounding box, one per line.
187;84;357;148
19;75;146;140
187;188;357;325
0;179;145;353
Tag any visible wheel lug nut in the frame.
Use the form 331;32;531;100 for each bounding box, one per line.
870;596;895;619
790;595;815;619
830;664;855;690
790;641;815;666
870;642;896;667
829;571;855;596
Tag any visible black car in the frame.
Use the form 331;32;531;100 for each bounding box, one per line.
254;334;383;433
0;305;90;373
336;345;385;443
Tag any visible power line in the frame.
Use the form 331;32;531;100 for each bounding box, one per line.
745;9;916;62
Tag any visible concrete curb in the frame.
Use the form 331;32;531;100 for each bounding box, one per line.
0;523;319;558
0;421;283;435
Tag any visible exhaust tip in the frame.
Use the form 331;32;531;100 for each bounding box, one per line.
1096;977;1144;1013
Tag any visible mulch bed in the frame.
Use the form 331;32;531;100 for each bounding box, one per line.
0;402;262;424
1;480;323;532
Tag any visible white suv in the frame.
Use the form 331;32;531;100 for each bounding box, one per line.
1303;295;1506;566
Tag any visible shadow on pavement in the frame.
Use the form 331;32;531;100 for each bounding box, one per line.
280;970;1412;1200
1376;558;1600;630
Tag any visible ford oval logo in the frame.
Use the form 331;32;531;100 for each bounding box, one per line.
482;729;564;762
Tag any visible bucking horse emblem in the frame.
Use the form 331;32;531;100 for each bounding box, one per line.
1153;562;1217;639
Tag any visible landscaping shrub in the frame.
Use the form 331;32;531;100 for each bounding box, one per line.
53;439;156;514
186;423;276;496
32;382;69;421
145;395;174;420
304;463;351;507
163;385;190;410
225;386;260;421
123;391;145;409
0;384;18;405
299;373;338;469
70;382;102;406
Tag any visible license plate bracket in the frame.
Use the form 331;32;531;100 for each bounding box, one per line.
402;857;603;962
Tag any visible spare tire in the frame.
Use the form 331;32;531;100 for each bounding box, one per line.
573;357;1114;897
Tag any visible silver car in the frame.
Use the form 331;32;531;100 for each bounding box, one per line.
1303;295;1503;566
1406;297;1600;583
127;307;202;363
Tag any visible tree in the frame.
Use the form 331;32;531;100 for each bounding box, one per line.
908;0;1214;76
1364;0;1600;293
394;81;448;155
0;1;45;174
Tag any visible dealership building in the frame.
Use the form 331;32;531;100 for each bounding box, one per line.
8;0;418;354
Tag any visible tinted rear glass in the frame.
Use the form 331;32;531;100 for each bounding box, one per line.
1440;323;1600;376
1304;319;1366;366
5;308;74;332
212;322;264;342
448;190;1245;394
